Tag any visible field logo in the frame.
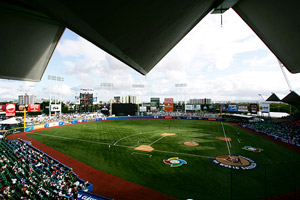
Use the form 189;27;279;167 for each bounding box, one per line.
163;157;187;167
242;146;264;152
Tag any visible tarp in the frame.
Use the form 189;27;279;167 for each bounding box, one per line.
0;117;20;125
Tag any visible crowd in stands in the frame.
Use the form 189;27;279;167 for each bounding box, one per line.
240;113;300;147
151;111;218;118
25;113;104;126
0;139;89;199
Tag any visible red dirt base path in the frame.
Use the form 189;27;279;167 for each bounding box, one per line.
7;131;176;200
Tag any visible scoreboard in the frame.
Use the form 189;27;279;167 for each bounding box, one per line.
80;93;93;105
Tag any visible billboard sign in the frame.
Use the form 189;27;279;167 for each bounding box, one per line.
176;104;183;110
19;105;26;111
51;104;61;112
250;104;258;114
139;106;147;112
75;96;80;105
150;98;160;108
185;105;193;111
150;106;157;111
0;105;5;112
238;105;248;112
93;97;97;105
6;103;16;117
28;104;40;112
259;104;270;113
228;105;237;112
80;93;93;105
195;105;201;111
219;104;227;111
164;98;173;112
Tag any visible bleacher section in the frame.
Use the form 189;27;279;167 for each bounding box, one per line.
240;120;300;147
0;139;92;199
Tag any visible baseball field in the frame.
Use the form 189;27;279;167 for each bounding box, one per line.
27;119;300;199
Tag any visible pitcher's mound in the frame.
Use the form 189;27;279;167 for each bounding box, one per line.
134;145;154;152
216;137;232;141
184;142;199;146
161;133;176;136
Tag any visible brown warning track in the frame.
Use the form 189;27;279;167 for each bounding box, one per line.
7;130;176;200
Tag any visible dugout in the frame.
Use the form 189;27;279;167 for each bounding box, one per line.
112;103;137;116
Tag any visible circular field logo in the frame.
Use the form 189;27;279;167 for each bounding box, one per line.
242;146;264;152
209;154;258;170
163;157;187;167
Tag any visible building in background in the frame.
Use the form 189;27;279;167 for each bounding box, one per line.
114;96;121;103
119;95;137;104
189;98;211;105
18;93;35;105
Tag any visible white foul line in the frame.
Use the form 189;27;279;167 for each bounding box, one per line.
148;136;166;146
30;132;214;158
221;121;231;155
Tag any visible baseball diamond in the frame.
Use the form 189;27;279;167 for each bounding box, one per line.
8;118;299;200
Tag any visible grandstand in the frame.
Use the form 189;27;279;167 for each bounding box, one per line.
0;138;112;199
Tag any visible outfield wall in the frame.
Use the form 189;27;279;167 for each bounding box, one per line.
23;116;221;133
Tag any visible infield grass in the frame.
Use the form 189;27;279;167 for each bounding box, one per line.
28;119;300;200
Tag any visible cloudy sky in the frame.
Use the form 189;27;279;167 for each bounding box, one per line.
1;9;299;103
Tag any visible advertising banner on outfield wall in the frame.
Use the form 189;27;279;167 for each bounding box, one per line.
228;105;237;111
238;105;248;112
6;103;16;117
259;104;270;113
164;98;173;112
49;122;59;127
34;124;44;130
250;104;258;114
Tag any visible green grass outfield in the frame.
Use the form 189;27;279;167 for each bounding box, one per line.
28;119;300;200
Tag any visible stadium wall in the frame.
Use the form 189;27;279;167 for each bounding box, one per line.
23;116;221;133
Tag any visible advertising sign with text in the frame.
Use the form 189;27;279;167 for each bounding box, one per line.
6;104;15;117
28;104;40;112
164;98;173;112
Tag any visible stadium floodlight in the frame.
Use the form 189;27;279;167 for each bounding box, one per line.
175;83;188;105
175;83;187;88
100;82;114;115
132;84;145;89
100;82;113;88
48;75;64;116
258;94;265;101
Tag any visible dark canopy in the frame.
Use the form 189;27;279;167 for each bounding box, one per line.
266;93;281;102
1;0;300;81
281;91;300;109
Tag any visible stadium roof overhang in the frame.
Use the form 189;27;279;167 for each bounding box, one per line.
266;93;281;102
1;0;300;81
281;91;300;110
